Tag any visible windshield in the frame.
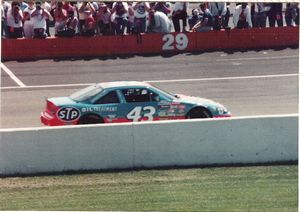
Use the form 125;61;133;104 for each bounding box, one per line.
70;84;103;102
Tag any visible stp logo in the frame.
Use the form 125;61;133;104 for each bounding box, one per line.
57;107;80;122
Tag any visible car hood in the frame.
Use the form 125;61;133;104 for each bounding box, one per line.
175;94;220;106
48;97;77;106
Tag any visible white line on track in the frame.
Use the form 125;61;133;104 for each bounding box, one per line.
216;55;298;62
146;73;299;83
0;63;26;87
1;73;298;90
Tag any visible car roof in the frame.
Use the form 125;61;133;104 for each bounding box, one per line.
96;81;152;89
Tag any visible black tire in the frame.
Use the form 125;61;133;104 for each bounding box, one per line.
186;107;212;119
78;114;104;125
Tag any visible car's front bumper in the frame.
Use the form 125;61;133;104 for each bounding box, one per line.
213;114;232;118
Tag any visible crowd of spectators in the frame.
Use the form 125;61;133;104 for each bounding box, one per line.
1;1;299;39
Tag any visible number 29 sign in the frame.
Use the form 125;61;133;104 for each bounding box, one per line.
162;33;189;51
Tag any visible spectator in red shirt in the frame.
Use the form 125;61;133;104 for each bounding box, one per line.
82;8;96;36
78;1;95;36
56;8;78;37
62;1;74;13
54;2;67;35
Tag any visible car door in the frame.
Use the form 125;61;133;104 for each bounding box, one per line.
91;90;122;123
119;87;161;122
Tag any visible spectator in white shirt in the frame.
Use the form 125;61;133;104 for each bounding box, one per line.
1;3;4;36
6;1;23;38
42;1;52;36
147;10;171;34
233;3;252;29
153;2;171;16
133;2;150;33
23;0;35;38
31;1;51;38
127;2;135;34
1;0;11;37
111;2;128;35
172;2;188;32
209;2;226;30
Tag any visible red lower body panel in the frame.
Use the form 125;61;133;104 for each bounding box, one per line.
40;111;77;126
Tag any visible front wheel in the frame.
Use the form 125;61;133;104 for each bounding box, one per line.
186;108;212;119
78;114;104;125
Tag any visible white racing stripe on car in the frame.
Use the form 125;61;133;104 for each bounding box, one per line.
0;73;298;90
1;63;26;87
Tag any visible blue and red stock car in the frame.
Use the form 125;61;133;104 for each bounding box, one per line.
41;81;231;126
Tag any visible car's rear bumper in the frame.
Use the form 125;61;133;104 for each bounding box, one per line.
41;111;64;126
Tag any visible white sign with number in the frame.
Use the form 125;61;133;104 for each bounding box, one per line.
162;33;188;51
127;106;156;122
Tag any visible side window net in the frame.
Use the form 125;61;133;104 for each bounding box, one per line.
95;91;120;104
122;88;159;103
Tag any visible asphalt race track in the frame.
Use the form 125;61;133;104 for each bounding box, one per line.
1;48;298;128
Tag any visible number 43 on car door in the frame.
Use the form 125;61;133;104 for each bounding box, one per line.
126;106;156;121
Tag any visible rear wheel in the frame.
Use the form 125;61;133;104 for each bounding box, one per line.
78;114;104;125
186;107;212;119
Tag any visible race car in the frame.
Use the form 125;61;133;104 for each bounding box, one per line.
41;81;231;126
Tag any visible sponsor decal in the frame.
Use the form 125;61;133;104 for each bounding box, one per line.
158;100;171;106
170;104;186;110
158;111;168;117
82;106;117;113
159;105;170;109
106;114;117;122
178;104;186;109
178;109;185;114
107;114;117;119
57;107;81;122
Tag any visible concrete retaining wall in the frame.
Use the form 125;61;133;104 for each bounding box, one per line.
0;115;297;176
